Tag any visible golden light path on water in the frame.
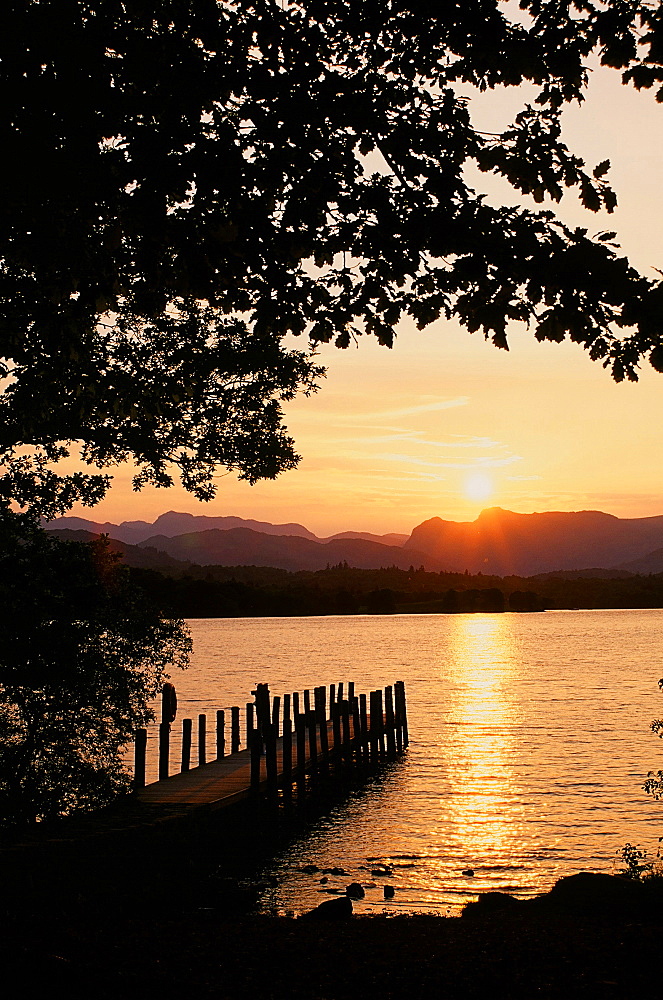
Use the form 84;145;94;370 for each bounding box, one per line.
146;611;663;915
442;615;521;865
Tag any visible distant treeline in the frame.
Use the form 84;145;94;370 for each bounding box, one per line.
128;562;663;618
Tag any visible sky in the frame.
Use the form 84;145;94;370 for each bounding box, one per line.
64;63;663;538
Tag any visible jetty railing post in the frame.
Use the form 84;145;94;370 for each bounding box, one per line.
376;689;385;758
384;686;396;757
351;696;361;768
331;700;342;771
231;706;241;753
250;727;262;791
254;682;270;750
282;716;293;800
348;681;355;703
272;695;281;735
341;700;351;767
396;680;409;748
394;682;403;752
265;723;278;803
216;709;225;758
359;693;369;765
134;728;147;789
296;714;307;802
329;683;336;707
368;691;379;763
246;702;254;749
337;682;344;703
198;713;207;766
293;690;300;725
315;687;329;777
158;721;170;780
181;718;192;772
307;710;318;783
303;688;311;715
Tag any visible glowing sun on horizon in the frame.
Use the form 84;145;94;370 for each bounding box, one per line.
464;472;494;503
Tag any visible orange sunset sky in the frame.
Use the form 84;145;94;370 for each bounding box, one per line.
63;65;663;538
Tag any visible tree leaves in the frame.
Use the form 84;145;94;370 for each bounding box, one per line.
1;2;662;514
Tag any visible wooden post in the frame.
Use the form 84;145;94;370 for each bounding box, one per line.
368;691;379;763
351;697;361;767
246;702;254;748
250;727;262;791
216;709;226;758
396;680;409;748
359;693;369;764
181;718;192;772
315;687;329;776
375;688;385;757
303;688;311;714
231;705;241;753
307;710;318;781
265;723;278;803
283;693;291;726
254;683;271;739
337;681;344;703
348;681;355;703
384;685;396;757
293;690;300;723
198;713;207;766
159;721;170;780
282;716;293;799
134;728;147;789
331;700;342;769
341;700;351;766
393;682;403;752
272;694;281;735
296;714;307;801
329;683;336;707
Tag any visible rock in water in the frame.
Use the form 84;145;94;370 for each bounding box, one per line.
346;882;365;899
301;896;353;921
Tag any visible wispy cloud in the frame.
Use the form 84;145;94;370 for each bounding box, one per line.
375;452;523;470
336;396;470;422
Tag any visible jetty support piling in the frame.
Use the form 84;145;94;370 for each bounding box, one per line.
231;706;241;754
296;714;307;800
303;688;311;715
282;716;293;798
181;718;192;772
245;702;254;748
359;694;369;764
265;723;278;802
385;686;396;757
198;714;207;766
216;709;225;759
272;695;281;733
332;701;342;772
292;690;300;723
250;727;261;790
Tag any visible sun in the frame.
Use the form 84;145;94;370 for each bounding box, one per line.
464;472;494;503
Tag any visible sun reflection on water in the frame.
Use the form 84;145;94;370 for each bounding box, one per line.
438;614;529;886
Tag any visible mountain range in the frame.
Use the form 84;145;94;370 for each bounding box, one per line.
45;508;663;577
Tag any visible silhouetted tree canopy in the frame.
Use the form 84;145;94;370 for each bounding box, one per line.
2;1;663;514
0;508;190;826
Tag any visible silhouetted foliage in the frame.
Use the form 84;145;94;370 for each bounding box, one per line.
2;2;663;514
0;507;190;826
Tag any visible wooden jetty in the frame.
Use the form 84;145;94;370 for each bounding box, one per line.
133;680;409;816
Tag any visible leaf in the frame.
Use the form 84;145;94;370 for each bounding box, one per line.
593;159;611;179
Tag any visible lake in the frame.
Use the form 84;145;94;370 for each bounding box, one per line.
157;609;663;915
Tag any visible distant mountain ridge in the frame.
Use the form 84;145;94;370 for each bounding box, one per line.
44;507;663;576
405;507;663;576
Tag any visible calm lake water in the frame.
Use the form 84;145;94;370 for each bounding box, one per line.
154;610;663;915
